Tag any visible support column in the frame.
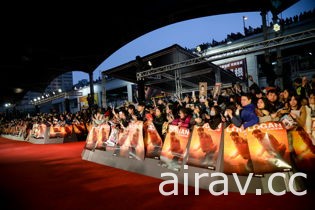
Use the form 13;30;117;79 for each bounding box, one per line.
137;80;145;103
175;69;182;99
274;18;283;89
102;73;107;108
135;55;146;103
276;45;283;89
261;10;269;60
89;71;95;107
174;51;182;99
261;10;276;87
127;83;133;102
64;98;70;113
215;67;221;83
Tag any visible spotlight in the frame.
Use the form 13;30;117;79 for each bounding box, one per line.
273;23;280;32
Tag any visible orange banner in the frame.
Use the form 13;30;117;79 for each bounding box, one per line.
85;124;110;150
247;122;292;174
144;122;163;159
160;125;190;171
291;127;315;172
112;121;144;160
31;124;47;139
187;123;222;169
224;124;253;175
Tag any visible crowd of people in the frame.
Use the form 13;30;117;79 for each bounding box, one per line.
95;75;315;141
1;75;315;154
0;109;94;140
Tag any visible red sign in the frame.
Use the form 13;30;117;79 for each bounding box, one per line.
219;59;247;81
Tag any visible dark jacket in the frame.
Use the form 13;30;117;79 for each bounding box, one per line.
153;114;166;137
232;103;259;129
208;114;222;130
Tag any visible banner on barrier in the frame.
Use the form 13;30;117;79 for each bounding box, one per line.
73;123;86;134
312;116;315;140
104;126;119;149
144;122;163;159
96;124;111;149
113;121;145;160
224;124;253;175
49;125;72;138
85;124;110;150
187;123;222;170
31;124;46;139
224;122;292;175
159;125;190;171
247;122;292;174
291;127;315;172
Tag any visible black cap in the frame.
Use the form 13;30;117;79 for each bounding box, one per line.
138;101;146;107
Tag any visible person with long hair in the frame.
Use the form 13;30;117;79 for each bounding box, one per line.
255;97;277;123
206;105;222;130
190;104;205;127
289;95;307;129
171;108;191;128
153;106;167;139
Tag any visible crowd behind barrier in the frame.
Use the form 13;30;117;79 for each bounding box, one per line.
1;75;315;172
84;116;315;174
0;109;93;143
79;75;315;174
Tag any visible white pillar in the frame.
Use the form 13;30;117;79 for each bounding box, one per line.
101;73;107;108
127;83;133;102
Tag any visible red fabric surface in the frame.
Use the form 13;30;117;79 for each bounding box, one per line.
0;137;313;210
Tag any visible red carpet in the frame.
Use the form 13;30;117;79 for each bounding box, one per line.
0;137;313;210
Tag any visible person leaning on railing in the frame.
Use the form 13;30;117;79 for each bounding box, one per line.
229;93;259;130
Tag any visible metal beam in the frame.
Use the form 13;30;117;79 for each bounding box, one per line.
181;68;212;78
182;83;233;93
145;68;212;85
174;70;182;98
33;91;82;105
145;78;172;85
136;28;315;80
161;73;199;88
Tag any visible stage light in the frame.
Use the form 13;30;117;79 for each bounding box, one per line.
148;61;152;67
273;23;280;32
14;88;23;93
243;16;248;35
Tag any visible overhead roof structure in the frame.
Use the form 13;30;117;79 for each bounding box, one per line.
104;44;243;95
0;0;298;104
